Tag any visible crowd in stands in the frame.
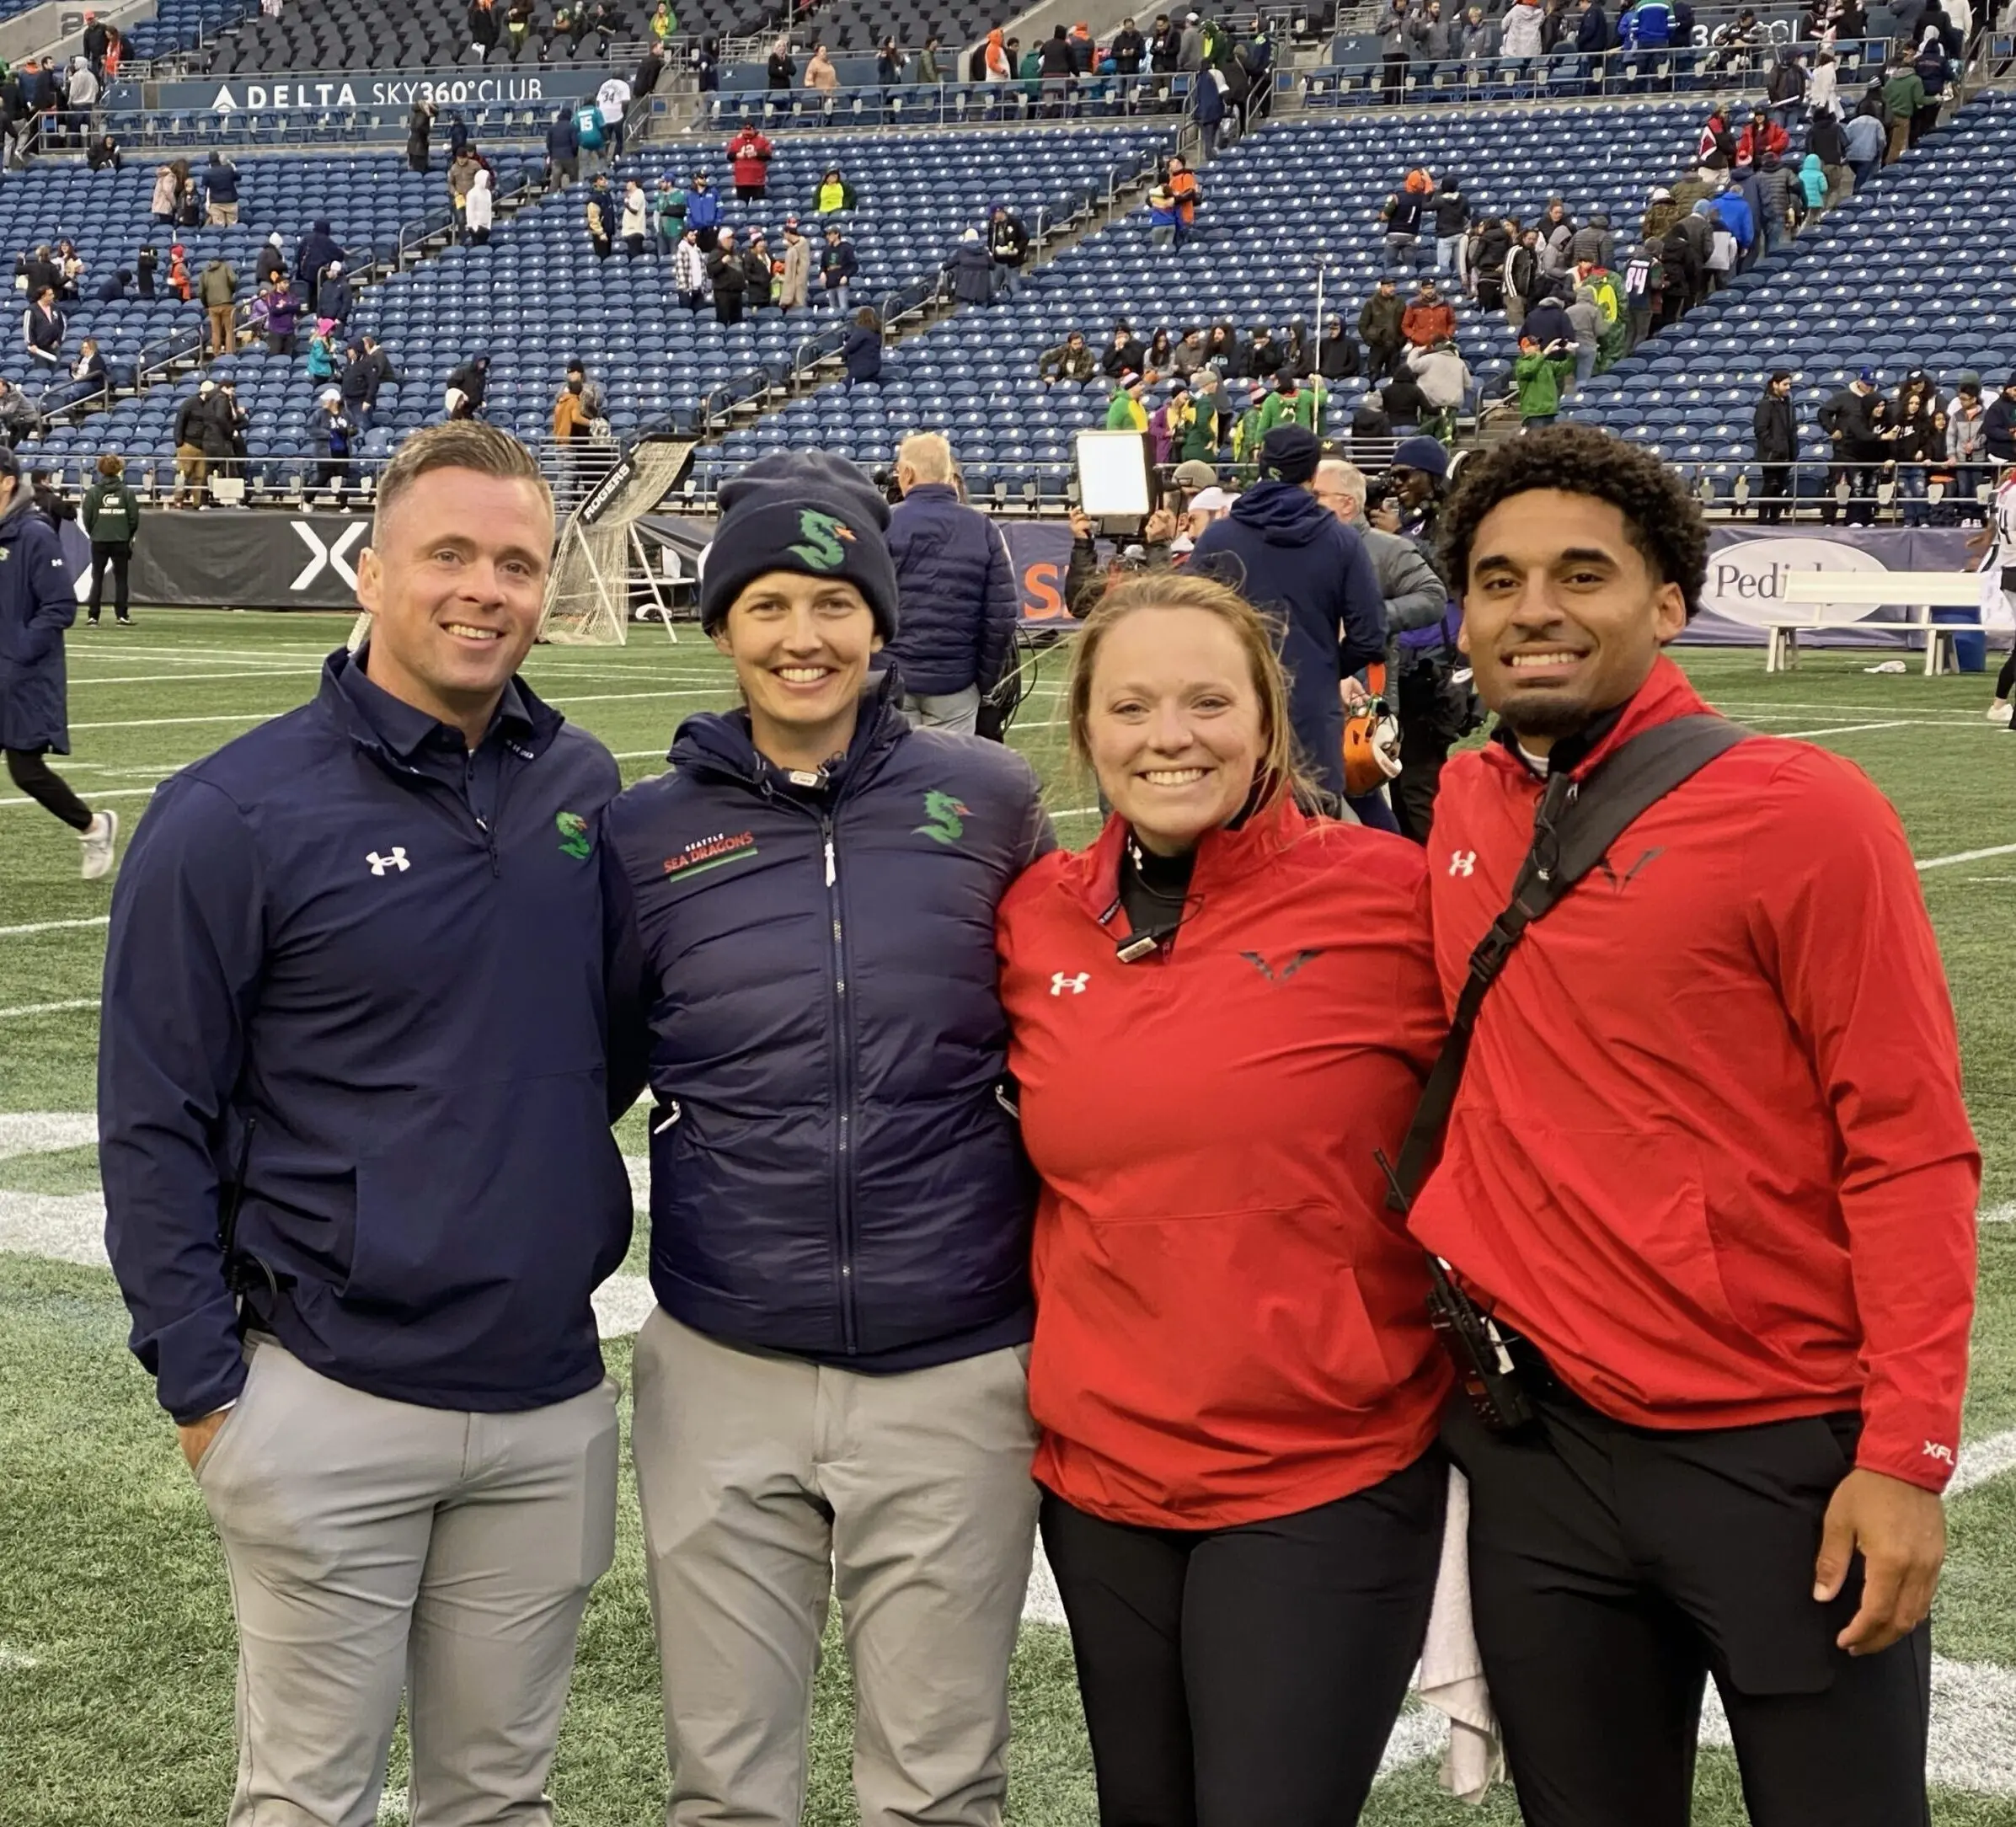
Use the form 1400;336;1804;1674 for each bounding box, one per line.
1365;0;1978;92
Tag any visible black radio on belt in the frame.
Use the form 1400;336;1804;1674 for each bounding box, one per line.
1382;716;1755;1434
1378;1150;1535;1432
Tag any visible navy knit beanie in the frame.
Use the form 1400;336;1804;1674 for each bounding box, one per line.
700;451;898;641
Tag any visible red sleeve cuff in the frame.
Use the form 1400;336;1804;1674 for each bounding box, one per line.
1855;1419;1960;1495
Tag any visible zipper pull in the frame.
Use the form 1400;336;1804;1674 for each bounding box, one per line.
824;835;836;888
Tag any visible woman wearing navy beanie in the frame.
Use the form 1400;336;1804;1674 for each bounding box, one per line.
607;451;1054;1827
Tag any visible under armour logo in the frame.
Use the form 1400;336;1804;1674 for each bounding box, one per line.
366;847;409;875
1923;1440;1955;1465
1449;851;1477;877
290;521;366;590
1050;972;1089;996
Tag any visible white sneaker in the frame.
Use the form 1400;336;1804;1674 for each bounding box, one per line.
1986;700;2013;726
80;808;119;881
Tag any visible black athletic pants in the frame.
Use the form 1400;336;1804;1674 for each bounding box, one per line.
5;748;93;831
1040;1450;1446;1827
1444;1386;1932;1827
87;540;131;621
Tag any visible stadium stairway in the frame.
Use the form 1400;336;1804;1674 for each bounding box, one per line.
1562;88;2016;508
685;94;1719;501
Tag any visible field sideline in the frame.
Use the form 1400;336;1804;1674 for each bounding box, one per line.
2;611;2013;1826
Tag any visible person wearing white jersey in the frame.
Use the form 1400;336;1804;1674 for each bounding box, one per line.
1979;466;2016;723
596;72;634;157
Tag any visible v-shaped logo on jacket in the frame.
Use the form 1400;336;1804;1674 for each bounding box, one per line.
1593;846;1666;893
1240;948;1323;982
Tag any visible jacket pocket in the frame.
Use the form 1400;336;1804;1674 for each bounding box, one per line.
1033;1201;1422;1449
1446;1110;1746;1360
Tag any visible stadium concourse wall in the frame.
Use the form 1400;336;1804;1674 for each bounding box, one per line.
94;514;1988;647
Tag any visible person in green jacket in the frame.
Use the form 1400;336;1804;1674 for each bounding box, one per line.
80;452;142;628
1105;375;1149;430
1513;334;1576;428
654;177;687;254
1882;59;1926;163
1256;372;1327;436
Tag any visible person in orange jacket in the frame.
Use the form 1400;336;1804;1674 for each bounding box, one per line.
1400;275;1457;347
997;569;1451;1824
1414;425;1977;1827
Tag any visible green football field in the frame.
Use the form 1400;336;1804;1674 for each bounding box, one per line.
2;611;2013;1825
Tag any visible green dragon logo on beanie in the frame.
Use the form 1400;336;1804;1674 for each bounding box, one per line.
789;508;855;571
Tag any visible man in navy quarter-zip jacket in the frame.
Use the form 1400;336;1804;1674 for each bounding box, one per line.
607;450;1052;1827
99;421;644;1827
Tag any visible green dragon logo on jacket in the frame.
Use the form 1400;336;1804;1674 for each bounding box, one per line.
915;790;971;846
555;810;592;859
789;508;855;571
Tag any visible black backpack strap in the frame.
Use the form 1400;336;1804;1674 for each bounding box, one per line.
1388;713;1749;1207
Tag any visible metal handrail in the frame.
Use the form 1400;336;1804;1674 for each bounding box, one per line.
696;70;1217;128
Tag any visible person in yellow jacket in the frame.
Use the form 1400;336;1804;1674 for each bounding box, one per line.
812;166;858;214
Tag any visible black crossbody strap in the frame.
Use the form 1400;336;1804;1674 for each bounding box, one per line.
1388;713;1750;1207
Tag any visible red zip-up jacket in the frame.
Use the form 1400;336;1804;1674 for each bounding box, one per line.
997;798;1452;1529
1410;657;1978;1493
726;130;773;188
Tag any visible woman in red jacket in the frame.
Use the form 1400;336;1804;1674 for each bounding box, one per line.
997;572;1452;1825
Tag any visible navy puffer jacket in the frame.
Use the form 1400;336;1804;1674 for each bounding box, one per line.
0;487;75;752
882;481;1019;697
608;674;1054;1370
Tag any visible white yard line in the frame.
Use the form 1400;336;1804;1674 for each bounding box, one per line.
0;1644;41;1671
0;999;100;1020
70;711;278;733
1951;1428;2016;1498
0;1114;99;1158
1919;845;2016;872
65;668;318;688
0;787;157;810
1777;720;1914;740
0;916;110;939
0;1189;110;1266
1981;1203;2015;1224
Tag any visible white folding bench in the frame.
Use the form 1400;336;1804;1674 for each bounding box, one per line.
1767;572;1989;676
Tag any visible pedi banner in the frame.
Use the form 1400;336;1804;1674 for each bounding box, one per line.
104;65;611;119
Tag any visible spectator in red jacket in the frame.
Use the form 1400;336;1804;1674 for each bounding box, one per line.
1735;104;1791;165
1414;425;1977;1827
997;569;1451;1825
725;123;773;199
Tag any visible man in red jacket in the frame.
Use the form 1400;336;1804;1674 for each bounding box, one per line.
725;123;773;199
1412;426;1977;1827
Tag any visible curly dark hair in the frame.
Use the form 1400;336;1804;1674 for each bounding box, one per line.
1436;426;1709;619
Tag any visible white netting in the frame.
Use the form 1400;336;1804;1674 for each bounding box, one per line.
538;439;694;646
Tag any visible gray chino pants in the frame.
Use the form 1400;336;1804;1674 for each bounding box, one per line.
195;1338;618;1827
631;1308;1040;1827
